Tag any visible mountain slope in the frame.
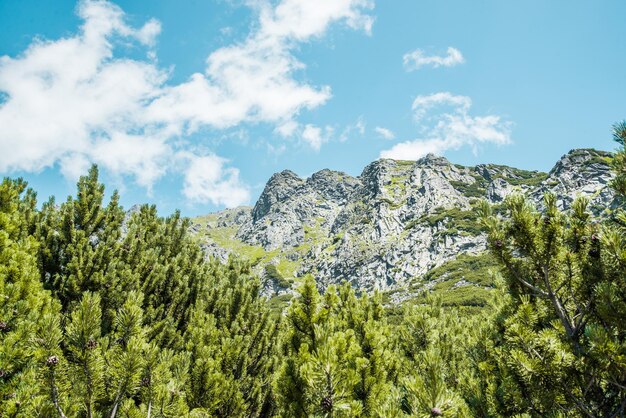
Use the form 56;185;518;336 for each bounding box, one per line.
192;148;614;302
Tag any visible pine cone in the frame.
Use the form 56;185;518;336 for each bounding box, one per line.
0;321;8;332
85;339;97;350
430;407;443;416
141;376;151;386
320;395;333;412
46;355;59;367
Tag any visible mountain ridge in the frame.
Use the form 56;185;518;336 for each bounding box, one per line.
191;148;615;304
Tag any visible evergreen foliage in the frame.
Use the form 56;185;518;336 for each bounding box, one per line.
473;121;626;416
1;167;279;417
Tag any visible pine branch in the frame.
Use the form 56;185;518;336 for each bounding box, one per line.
48;368;67;418
502;258;548;298
541;263;577;342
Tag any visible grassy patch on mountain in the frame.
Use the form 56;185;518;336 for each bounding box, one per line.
405;253;499;307
394;160;415;167
420;207;484;236
571;149;613;167
423;253;498;286
265;264;292;288
486;165;549;187
193;223;268;262
450;177;489;198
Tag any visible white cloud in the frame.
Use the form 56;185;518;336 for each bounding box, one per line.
354;117;366;135
301;124;333;151
259;0;374;40
403;47;464;71
0;0;167;182
136;19;162;46
411;92;471;121
302;124;322;149
374;126;395;140
0;0;374;206
182;154;250;207
338;116;365;142
276;119;342;149
89;134;170;189
266;142;287;156
275;120;299;137
145;0;374;134
380;92;511;160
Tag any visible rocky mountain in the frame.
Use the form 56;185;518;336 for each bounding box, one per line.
192;148;615;304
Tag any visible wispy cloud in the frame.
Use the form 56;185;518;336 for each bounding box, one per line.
380;92;511;160
0;0;374;206
147;0;374;134
374;126;395;140
411;92;471;121
0;1;168;189
302;124;334;151
339;116;366;142
274;120;300;138
182;154;250;207
403;47;464;71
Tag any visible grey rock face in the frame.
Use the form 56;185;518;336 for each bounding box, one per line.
196;148;615;293
486;178;513;202
531;149;614;213
200;241;232;264
251;171;303;222
237;169;360;250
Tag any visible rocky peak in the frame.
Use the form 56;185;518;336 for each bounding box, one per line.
306;169;361;203
486;178;513;202
210;207;252;228
252;170;304;221
474;164;494;181
359;159;407;197
415;153;450;168
533;149;614;212
549;148;612;178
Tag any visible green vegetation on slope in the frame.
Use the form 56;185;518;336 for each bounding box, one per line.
489;165;548;186
406;206;483;237
418;253;498;307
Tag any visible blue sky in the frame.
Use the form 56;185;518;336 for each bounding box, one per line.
1;0;625;216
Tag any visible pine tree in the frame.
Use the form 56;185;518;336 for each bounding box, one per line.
104;291;147;418
398;298;472;417
34;313;72;417
38;166;124;309
275;277;360;417
65;291;104;418
610;120;626;197
185;258;279;417
0;178;63;415
275;278;404;417
477;126;626;416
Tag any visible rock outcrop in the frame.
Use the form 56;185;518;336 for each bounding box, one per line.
193;148;615;295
